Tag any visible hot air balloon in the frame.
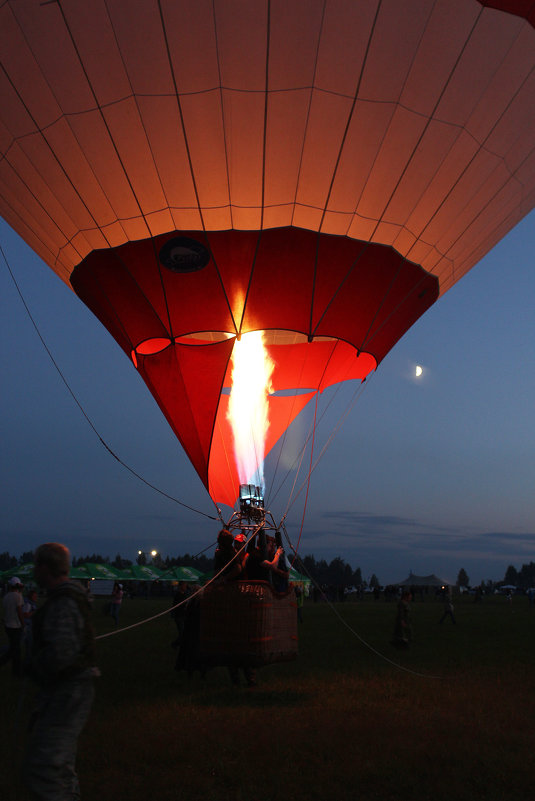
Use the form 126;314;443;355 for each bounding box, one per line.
2;0;534;514
1;1;535;662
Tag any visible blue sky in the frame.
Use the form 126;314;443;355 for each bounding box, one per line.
1;212;534;585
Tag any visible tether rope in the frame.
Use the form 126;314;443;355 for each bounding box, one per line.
283;533;443;680
95;526;261;640
0;240;221;522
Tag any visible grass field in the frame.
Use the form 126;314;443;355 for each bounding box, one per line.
2;592;534;800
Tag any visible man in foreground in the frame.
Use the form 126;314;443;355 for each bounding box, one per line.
24;542;98;800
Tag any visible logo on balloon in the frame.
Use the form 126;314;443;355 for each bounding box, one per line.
159;237;210;273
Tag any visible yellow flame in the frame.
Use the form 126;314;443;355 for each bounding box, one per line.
227;331;274;489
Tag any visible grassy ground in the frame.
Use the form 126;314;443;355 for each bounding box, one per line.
2;592;534;800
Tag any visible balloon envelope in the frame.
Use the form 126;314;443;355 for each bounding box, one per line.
1;0;535;506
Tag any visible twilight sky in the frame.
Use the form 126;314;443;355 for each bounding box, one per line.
1;212;534;585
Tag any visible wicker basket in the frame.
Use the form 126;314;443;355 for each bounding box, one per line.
199;581;298;667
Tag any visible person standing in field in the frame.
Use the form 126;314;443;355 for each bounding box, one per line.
22;587;38;668
0;576;25;676
391;590;412;648
110;581;124;626
170;581;189;648
438;586;456;624
24;542;98;801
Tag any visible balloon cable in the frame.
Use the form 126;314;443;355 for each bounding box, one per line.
285;536;443;680
95;525;261;640
0;242;220;522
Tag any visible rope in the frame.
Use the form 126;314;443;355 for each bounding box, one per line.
286;377;371;514
95;526;261;640
284;536;443;680
0;240;220;522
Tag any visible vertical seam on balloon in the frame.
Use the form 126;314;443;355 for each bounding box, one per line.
316;1;382;238
0;174;70;283
260;0;271;233
306;0;381;343
103;3;175;236
416;67;535;288
309;238;371;343
362;6;487;281
101;3;176;337
55;1;148;242
0;1;104;265
407;10;530;249
358;268;437;356
0;67;87;269
212;0;234;230
157;0;238;334
343;0;436;240
235;0;272;336
313;7;484;354
290;0;327;230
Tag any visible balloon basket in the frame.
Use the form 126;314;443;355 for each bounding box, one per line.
199;580;298;668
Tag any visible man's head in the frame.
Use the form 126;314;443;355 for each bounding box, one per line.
33;543;70;589
217;529;233;548
8;577;22;591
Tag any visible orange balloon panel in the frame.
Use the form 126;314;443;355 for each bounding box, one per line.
0;0;534;290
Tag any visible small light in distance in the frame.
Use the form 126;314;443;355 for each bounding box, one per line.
415;365;423;378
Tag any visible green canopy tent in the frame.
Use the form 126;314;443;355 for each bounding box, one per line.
158;566;202;582
0;563;36;581
74;563;125;581
120;564;163;581
288;567;311;587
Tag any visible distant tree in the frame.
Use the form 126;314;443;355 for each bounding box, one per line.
77;554;107;565
19;550;34;564
369;573;380;589
112;553;131;569
0;552;17;571
137;552;147;565
328;556;352;586
504;565;519;585
301;555;317;580
517;561;535;590
456;568;469;587
353;567;363;587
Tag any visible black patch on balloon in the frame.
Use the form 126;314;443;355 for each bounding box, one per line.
159;237;210;273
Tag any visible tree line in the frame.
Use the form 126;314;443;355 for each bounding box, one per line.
1;549;534;590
